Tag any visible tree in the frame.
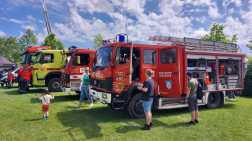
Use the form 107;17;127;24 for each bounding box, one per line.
41;33;64;50
246;39;252;50
0;36;23;63
201;23;238;43
19;29;38;47
93;34;103;50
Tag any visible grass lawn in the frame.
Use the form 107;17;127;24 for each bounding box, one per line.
0;86;252;141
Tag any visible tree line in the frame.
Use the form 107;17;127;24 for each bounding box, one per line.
0;29;64;64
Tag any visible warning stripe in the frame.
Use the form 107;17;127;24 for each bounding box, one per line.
33;68;39;70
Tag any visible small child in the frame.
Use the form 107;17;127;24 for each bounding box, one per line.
38;89;54;120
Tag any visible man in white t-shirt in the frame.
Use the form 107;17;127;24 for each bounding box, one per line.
38;89;54;120
243;58;248;77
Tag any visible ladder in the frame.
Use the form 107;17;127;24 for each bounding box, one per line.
149;35;240;53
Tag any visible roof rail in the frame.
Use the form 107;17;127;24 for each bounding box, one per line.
149;35;241;53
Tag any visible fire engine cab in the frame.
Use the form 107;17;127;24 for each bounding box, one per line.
60;46;96;96
90;34;245;119
20;46;51;71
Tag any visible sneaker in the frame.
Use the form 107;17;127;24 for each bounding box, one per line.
75;105;81;108
195;120;199;124
89;103;94;107
46;116;49;120
141;125;151;130
144;122;153;127
188;121;195;125
42;116;46;120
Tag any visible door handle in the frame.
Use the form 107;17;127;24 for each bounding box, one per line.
173;72;179;74
125;73;130;75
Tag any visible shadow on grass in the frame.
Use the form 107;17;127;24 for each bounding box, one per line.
4;89;43;95
57;103;237;140
30;95;79;103
24;118;42;121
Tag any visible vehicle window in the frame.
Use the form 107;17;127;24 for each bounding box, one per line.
143;50;156;64
95;46;114;68
31;55;36;64
74;54;90;66
115;47;130;66
43;54;54;63
161;48;176;64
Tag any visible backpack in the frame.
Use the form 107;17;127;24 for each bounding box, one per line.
197;82;203;100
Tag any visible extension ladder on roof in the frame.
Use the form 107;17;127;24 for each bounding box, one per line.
149;35;240;53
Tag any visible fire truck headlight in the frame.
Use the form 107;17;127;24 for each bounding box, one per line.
102;94;107;99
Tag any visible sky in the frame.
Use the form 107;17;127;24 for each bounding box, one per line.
0;0;252;55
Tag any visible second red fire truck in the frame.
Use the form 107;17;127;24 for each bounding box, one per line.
90;34;245;118
60;46;96;96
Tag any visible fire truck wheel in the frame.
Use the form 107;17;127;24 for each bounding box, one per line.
207;92;221;109
48;78;61;92
128;93;146;119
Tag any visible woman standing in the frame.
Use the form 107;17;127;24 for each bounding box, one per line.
75;67;93;107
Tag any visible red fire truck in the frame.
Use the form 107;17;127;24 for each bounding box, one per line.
20;46;51;71
90;34;245;118
60;46;96;96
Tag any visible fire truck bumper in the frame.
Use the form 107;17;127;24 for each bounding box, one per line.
60;85;71;94
90;88;111;104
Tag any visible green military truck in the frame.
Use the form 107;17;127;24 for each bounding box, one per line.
32;49;67;92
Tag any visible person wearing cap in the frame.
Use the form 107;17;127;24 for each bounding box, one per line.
185;71;199;125
38;89;54;120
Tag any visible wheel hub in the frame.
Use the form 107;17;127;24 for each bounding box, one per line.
52;82;60;89
134;100;144;114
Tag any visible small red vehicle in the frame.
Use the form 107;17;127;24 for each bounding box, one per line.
90;34;245;118
60;46;96;96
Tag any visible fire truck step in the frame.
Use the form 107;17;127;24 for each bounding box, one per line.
157;103;205;110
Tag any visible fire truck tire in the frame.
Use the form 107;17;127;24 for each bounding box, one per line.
48;78;61;92
75;91;88;100
207;92;221;109
128;93;146;119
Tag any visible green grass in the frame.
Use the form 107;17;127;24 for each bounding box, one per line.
0;86;252;141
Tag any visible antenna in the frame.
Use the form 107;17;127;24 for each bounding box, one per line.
41;0;52;35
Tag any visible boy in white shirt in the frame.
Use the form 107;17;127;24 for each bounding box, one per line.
38;89;54;120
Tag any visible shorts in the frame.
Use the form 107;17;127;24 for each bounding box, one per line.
188;97;198;112
142;100;153;113
42;105;50;111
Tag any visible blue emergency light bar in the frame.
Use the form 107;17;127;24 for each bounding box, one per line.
116;33;128;43
102;40;108;45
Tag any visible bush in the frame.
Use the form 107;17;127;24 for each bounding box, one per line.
242;56;252;96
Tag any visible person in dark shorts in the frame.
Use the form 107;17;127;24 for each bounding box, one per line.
185;71;199;125
17;66;23;87
19;68;32;93
137;69;154;130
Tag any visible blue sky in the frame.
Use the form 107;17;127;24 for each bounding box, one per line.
0;0;252;55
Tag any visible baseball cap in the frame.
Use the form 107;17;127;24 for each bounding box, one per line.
43;89;49;94
186;71;193;77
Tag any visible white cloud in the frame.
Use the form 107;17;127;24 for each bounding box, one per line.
9;19;23;24
18;32;24;39
208;4;222;19
185;0;212;6
223;0;241;8
37;28;48;43
192;27;208;38
0;30;6;37
38;20;44;24
27;15;36;21
21;25;36;31
228;8;234;15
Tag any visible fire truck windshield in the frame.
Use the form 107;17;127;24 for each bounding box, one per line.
62;55;72;68
94;46;114;68
34;54;40;64
21;53;28;64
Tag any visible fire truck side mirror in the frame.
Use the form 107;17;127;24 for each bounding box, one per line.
108;52;112;62
73;56;77;66
39;54;45;64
